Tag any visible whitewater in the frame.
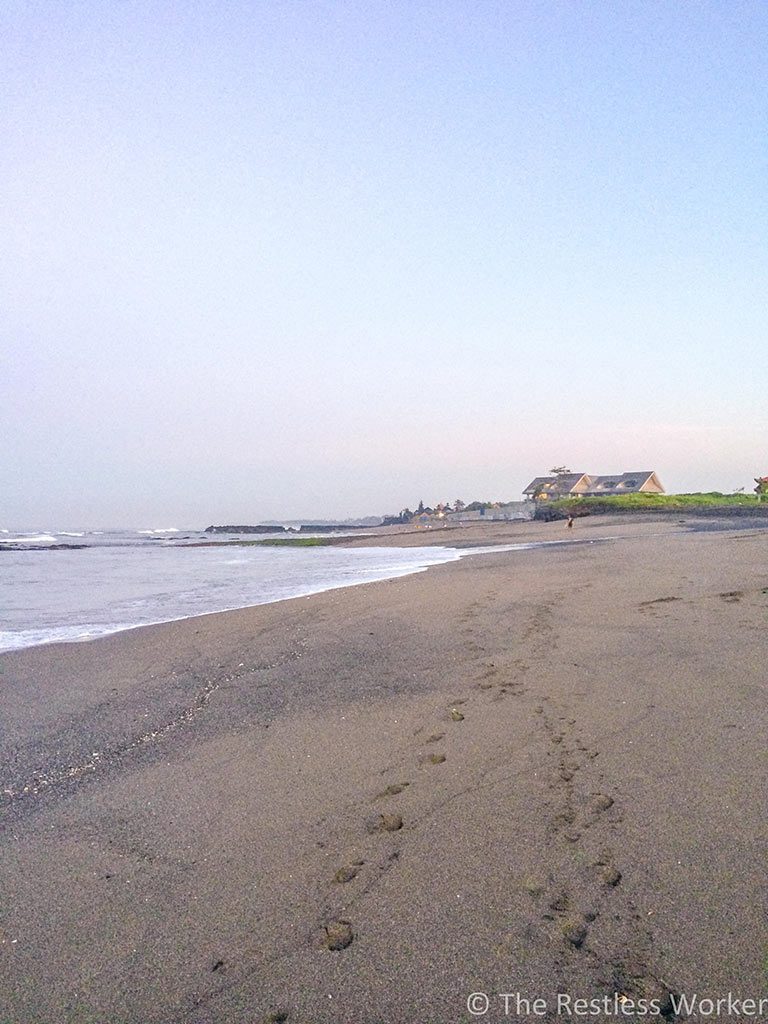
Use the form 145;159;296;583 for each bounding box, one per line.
0;527;602;654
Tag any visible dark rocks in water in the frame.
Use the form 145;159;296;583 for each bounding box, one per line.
203;522;375;534
204;525;286;534
0;543;87;552
365;813;403;833
323;920;354;950
296;523;370;532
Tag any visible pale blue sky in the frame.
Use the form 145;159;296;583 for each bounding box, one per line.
2;1;766;526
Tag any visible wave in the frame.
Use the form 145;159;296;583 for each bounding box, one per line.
0;533;58;545
0;623;138;652
0;537;614;655
138;528;180;535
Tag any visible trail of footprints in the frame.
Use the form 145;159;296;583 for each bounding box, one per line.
520;698;677;1018
318;697;464;953
305;598;677;1022
315;603;536;961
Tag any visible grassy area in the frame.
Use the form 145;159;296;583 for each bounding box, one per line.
186;536;350;549
550;492;761;512
253;536;346;546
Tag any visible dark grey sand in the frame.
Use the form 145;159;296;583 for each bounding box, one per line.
1;518;766;1022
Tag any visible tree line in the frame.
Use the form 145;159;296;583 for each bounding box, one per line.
383;498;511;525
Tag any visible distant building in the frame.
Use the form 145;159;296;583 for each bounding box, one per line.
411;511;442;526
445;502;530;522
523;472;664;501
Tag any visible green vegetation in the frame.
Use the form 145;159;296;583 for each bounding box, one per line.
253;536;345;546
550;492;761;512
189;536;348;548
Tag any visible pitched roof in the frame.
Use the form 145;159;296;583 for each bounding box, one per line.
523;476;553;493
523;474;588;494
525;471;664;497
584;472;657;493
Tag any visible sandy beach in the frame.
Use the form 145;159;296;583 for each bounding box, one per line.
1;517;766;1023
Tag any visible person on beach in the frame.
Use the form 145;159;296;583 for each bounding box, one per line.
566;515;574;529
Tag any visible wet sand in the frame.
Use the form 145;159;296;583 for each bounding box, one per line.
1;518;766;1022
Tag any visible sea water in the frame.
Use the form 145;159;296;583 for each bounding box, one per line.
0;527;593;654
0;527;469;652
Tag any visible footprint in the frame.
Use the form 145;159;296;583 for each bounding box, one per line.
520;874;548;897
590;794;614;812
560;916;588;948
548;891;570;913
554;808;576;827
373;782;410;800
720;590;743;603
420;752;446;766
333;863;363;884
599;865;622;887
322;920;354;950
424;733;444;744
365;813;403;833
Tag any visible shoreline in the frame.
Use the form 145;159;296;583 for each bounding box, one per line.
1;520;766;1022
0;522;627;655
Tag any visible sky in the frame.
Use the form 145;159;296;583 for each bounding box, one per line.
2;1;766;527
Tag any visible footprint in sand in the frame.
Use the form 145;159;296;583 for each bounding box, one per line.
592;849;622;887
373;782;410;800
560;916;589;948
424;732;444;744
365;812;403;834
590;793;614;813
520;874;549;897
259;1010;289;1024
599;865;622;887
639;596;680;608
419;752;446;766
322;920;354;950
333;862;364;883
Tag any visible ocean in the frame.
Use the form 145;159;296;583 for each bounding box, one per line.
0;527;478;653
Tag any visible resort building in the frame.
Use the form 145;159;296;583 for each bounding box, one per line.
523;472;664;501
